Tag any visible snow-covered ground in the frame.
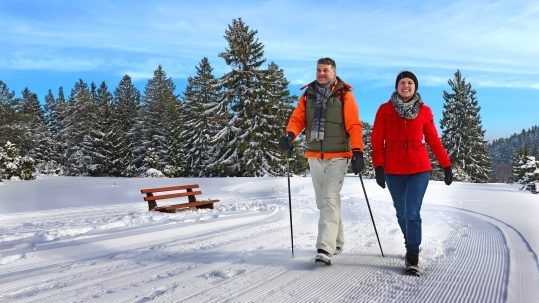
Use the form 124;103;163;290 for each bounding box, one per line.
0;176;538;303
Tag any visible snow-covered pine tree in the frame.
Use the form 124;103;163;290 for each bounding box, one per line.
141;65;184;177
44;90;57;133
54;87;68;171
79;82;101;175
512;146;539;193
523;157;539;194
487;125;539;182
165;101;186;177
42;89;64;174
83;81;116;176
144;147;164;178
0;81;20;147
512;146;528;182
1;141;35;180
19;88;45;148
112;75;143;177
63;79;96;175
181;57;222;177
19;88;56;176
0;145;5;181
440;70;492;182
216;18;283;176
1;141;18;179
360;122;375;178
124;114;145;177
262;62;297;176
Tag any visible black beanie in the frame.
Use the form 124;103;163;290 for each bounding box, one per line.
395;70;418;90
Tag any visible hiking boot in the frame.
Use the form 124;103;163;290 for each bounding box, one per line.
315;249;332;266
405;252;420;276
405;252;419;266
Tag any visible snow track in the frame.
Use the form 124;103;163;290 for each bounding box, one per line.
1;202;535;302
0;178;538;302
144;207;513;303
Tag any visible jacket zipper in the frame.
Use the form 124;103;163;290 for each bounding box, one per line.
404;119;408;149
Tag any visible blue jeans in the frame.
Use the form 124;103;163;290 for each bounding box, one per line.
385;172;430;255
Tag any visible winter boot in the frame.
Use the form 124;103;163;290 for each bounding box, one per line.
315;249;332;266
334;246;343;256
405;252;420;276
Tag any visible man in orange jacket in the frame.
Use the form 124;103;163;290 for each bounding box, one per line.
279;57;364;265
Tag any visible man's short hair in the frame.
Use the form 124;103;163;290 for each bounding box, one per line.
317;57;336;70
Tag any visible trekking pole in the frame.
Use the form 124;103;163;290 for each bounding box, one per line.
359;175;384;257
286;151;295;257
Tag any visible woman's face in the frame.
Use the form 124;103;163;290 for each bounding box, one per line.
397;77;416;101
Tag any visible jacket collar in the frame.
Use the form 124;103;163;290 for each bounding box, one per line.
301;77;351;94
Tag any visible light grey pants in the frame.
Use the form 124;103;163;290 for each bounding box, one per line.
308;157;349;255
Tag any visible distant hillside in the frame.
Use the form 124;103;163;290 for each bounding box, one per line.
487;125;539;182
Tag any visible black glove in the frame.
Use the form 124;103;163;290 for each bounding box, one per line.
351;150;365;175
444;166;453;185
279;132;295;151
375;166;386;188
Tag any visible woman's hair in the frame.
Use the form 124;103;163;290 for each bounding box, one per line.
395;70;418;90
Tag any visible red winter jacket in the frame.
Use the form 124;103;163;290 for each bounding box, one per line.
371;100;451;174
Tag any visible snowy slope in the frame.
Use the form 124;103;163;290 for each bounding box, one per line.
0;176;538;302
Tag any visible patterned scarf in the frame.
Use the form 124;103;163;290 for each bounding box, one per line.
310;78;336;142
391;91;422;119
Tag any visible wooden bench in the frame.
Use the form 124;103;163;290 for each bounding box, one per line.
140;184;219;213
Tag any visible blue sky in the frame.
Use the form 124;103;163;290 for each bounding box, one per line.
1;0;538;141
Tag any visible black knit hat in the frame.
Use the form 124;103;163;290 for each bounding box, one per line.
395;70;418;90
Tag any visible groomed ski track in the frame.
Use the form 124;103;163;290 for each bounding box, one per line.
0;178;537;302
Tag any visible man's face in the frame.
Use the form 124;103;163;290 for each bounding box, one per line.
316;64;336;86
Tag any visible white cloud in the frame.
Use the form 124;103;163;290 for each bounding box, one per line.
0;55;104;72
475;79;539;90
1;0;539;91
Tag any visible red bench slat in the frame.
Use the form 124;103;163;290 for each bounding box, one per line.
143;190;202;201
141;184;200;194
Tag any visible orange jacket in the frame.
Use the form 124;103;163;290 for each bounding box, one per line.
286;79;364;159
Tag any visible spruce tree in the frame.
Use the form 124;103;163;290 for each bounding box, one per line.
113;75;142;176
1;141;35;180
42;89;64;174
18;88;43;152
83;81;115;176
440;70;491;182
164;98;186;177
215;18;283;176
182;57;222;177
63;79;96;175
360;122;374;178
262;62;297;176
19;88;57;175
0;81;20;147
55;87;68;171
141;65;184;176
0;144;5;181
512;146;539;193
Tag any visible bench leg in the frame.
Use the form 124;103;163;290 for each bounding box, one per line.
196;203;214;209
147;193;157;211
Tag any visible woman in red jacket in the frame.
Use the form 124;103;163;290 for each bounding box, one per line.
371;70;453;276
